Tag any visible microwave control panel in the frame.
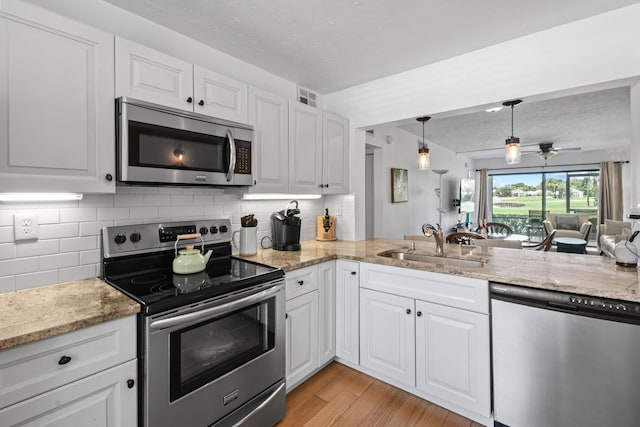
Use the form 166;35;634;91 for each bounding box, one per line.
235;140;252;174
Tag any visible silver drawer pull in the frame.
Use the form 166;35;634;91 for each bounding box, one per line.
58;355;72;365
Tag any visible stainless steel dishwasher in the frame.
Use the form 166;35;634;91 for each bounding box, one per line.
491;282;640;427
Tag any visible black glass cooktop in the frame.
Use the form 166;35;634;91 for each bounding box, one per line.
103;245;283;315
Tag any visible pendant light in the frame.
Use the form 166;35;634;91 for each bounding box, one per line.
416;116;431;170
503;100;522;164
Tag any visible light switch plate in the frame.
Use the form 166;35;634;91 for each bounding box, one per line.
14;213;39;241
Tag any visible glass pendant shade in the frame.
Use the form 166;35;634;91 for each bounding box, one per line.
505;137;521;164
416;116;431;170
502;100;522;165
418;147;429;169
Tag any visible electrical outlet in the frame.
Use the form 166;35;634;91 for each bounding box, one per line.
14;213;39;241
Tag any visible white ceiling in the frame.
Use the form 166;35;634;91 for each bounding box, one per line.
102;0;640;94
396;87;631;160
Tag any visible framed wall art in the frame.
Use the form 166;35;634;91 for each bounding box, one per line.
391;168;408;203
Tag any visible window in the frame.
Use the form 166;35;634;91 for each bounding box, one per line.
490;169;599;240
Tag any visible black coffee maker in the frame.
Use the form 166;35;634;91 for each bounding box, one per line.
271;200;301;251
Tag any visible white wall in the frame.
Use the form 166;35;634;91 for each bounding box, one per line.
0;188;358;293
325;4;640;239
366;126;474;238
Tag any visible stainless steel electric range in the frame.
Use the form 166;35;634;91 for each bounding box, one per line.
101;219;285;427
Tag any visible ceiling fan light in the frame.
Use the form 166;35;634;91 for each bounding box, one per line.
505;137;521;164
418;147;430;169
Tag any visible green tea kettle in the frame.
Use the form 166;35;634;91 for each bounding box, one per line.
172;233;213;274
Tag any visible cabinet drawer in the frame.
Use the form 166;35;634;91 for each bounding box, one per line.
0;315;136;410
360;263;489;314
285;265;318;300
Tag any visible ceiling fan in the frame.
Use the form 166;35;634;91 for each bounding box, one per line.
521;142;581;160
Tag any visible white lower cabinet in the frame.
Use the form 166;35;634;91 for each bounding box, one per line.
335;260;360;364
360;288;415;386
0;315;137;426
317;261;336;365
415;300;490;417
358;262;491;422
284;261;335;390
0;360;137;427
285;290;319;389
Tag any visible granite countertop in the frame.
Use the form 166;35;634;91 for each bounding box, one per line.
238;238;640;303
4;237;639;351
0;278;140;351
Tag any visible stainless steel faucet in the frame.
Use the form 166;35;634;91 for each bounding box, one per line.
422;223;444;255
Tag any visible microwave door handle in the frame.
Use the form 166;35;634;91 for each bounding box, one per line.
226;129;236;182
149;283;283;330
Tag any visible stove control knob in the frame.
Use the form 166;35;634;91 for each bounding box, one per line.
199;227;208;235
210;226;218;234
220;225;228;233
130;232;141;243
114;233;127;244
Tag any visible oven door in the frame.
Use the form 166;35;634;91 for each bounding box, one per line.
118;98;245;186
144;280;285;427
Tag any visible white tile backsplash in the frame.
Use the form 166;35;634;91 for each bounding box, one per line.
38;223;79;239
59;236;97;253
0;276;15;293
16;240;60;258
39;252;79;271
15;270;59;291
0;189;356;294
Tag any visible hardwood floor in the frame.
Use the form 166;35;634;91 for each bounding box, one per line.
278;362;484;427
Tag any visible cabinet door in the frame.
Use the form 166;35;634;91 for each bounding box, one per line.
289;102;322;193
285;291;318;390
0;360;137;426
317;261;336;366
194;65;248;123
115;37;193;111
0;0;115;193
248;86;289;192
415;300;491;417
335;260;360;364
322;112;349;194
360;288;415;386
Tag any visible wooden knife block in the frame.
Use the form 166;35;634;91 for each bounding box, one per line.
316;215;336;241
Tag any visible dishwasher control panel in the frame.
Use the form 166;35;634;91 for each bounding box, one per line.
490;282;640;323
569;296;632;312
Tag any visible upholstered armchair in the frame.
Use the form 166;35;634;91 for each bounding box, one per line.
542;213;592;241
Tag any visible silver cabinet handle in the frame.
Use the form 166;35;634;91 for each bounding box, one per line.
226;128;236;182
150;283;283;330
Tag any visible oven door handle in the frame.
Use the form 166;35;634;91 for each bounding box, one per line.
149;283;283;331
226;128;236;182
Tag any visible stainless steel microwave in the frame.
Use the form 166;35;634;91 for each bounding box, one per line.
116;97;253;186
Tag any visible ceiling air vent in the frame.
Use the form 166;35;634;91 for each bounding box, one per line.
298;86;318;108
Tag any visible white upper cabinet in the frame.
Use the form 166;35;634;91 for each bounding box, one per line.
289;102;349;194
289;102;323;193
0;0;115;193
115;37;193;111
116;37;248;123
322;112;349;194
194;65;247;123
247;86;289;192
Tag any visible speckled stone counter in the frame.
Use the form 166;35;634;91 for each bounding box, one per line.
237;238;640;303
0;278;140;351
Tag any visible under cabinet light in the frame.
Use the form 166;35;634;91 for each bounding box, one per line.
240;193;322;201
0;193;84;202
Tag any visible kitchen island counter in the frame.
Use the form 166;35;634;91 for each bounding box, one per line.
238;238;640;303
0;278;140;351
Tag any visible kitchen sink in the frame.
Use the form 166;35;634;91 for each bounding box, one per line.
377;249;485;268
